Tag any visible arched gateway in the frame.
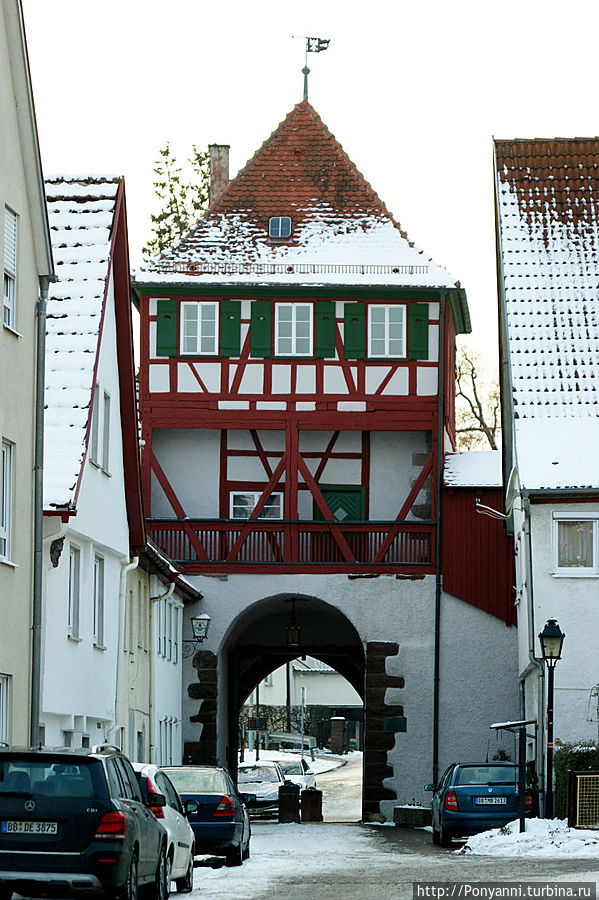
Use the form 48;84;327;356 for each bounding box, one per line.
134;99;519;820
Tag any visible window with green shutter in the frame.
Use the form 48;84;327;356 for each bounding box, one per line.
315;301;336;358
156;299;178;357
408;303;429;360
343;303;366;359
250;301;272;357
220;300;241;357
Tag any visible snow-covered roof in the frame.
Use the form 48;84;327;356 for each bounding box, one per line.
135;102;464;299
444;451;502;488
495;139;599;491
44;175;119;509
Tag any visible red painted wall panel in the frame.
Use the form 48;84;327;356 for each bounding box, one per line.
442;487;515;625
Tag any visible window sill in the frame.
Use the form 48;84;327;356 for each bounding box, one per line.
552;570;599;578
2;323;22;339
93;642;107;651
90;458;101;469
101;468;112;477
0;557;18;569
67;633;82;643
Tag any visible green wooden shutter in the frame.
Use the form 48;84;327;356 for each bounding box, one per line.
156;299;178;357
250;301;272;358
315;301;336;358
408;303;429;360
220;300;241;357
343;303;366;359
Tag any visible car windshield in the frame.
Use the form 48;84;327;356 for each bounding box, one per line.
238;765;280;784
162;767;228;793
455;766;517;786
0;758;99;799
279;762;302;776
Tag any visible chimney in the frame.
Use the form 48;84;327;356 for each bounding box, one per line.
209;144;230;206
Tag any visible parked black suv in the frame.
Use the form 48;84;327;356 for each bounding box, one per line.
0;744;169;899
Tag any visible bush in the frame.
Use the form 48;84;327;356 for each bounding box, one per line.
553;742;599;818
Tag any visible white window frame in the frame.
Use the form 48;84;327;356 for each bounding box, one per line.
553;513;599;577
269;216;292;239
180;301;218;355
368;304;406;358
90;384;100;465
230;491;283;520
93;555;105;647
274;303;313;356
68;545;81;638
3;207;17;329
1;440;14;562
0;674;10;743
102;390;111;474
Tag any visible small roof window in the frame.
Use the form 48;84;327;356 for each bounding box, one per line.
269;216;292;239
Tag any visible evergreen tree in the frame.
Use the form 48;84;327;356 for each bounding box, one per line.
143;143;210;260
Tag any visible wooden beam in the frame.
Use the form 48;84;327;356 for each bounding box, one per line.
313;431;340;482
148;450;210;562
250;430;273;478
373;453;433;564
225;455;287;562
296;456;356;563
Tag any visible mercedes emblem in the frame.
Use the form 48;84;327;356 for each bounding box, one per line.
25;800;35;811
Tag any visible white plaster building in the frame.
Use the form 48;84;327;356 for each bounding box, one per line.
495;138;599;809
0;0;54;746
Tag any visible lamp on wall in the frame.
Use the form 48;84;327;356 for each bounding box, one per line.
285;597;309;648
182;614;211;658
538;618;565;819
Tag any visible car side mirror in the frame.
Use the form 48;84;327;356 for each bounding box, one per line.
184;799;199;816
305;769;314;776
240;793;256;805
423;784;435;792
147;791;166;808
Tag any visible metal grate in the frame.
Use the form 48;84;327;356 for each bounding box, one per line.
569;771;599;829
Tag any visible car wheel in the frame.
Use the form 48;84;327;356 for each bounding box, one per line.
112;852;138;900
149;847;168;900
175;852;194;894
164;853;172;899
225;843;243;867
439;820;452;848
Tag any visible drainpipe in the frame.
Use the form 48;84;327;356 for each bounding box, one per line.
522;492;545;812
107;556;139;746
433;290;446;786
30;275;51;748
149;577;176;763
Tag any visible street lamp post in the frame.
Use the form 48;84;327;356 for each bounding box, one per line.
538;618;565;819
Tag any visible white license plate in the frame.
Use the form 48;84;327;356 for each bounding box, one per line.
474;797;507;806
1;821;58;834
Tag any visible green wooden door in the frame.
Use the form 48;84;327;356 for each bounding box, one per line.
314;486;366;521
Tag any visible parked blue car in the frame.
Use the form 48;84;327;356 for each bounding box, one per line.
162;766;252;867
425;761;533;846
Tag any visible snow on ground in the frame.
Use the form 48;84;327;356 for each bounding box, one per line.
238;748;347;775
461;818;599;857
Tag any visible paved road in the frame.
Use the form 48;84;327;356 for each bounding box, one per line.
318;751;363;822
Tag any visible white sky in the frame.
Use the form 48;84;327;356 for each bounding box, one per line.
21;0;599;363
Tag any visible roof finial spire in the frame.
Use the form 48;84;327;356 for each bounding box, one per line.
298;36;331;102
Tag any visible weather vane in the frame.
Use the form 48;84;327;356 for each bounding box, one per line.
292;35;331;101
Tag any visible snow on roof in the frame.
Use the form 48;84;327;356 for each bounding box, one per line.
136;102;459;292
495;139;599;490
444;451;502;488
44;175;120;509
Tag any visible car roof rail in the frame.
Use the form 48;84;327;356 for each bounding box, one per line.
0;741;9;748
91;743;122;755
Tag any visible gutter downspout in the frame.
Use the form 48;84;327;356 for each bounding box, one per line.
522;492;545;813
107;556;139;746
433;289;447;786
30;275;51;747
149;578;176;763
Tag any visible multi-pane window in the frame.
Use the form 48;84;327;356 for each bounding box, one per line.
230;491;283;519
102;391;111;473
368;305;406;357
157;597;181;662
90;384;100;465
0;674;9;743
93;555;105;646
554;515;598;575
3;207;17;328
0;440;13;561
68;546;81;637
275;304;312;356
181;302;218;355
269;216;292;238
89;385;110;474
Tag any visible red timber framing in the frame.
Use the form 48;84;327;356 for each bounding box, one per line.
143;418;437;575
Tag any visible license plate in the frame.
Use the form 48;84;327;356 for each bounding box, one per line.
474;797;507;805
1;821;58;834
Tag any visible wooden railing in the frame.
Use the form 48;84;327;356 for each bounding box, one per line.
147;519;435;573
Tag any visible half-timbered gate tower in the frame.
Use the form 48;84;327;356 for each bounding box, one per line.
133;101;518;820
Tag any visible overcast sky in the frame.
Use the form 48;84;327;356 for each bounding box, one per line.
21;0;599;363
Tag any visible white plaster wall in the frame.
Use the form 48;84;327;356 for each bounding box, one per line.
152;575;184;765
530;502;599;744
151;429;220;518
249;659;363;707
370;431;429;519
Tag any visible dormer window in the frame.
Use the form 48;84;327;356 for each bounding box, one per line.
269;216;292;239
